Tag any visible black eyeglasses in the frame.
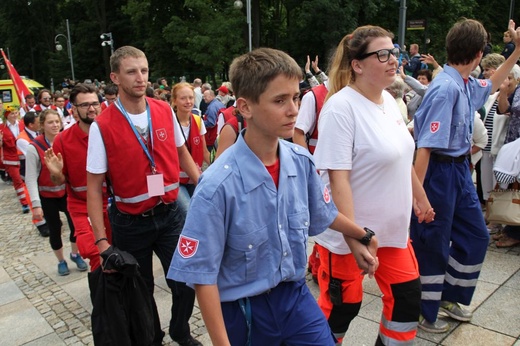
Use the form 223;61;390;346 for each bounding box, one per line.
75;102;101;109
358;48;400;63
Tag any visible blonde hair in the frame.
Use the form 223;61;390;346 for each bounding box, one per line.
480;53;505;70
170;82;194;111
110;46;146;73
39;109;62;131
326;26;394;101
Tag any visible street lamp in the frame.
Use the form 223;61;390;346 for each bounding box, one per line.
54;19;75;81
233;0;252;52
100;32;114;55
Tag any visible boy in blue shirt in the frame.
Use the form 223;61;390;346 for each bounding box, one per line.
412;19;520;333
167;48;396;345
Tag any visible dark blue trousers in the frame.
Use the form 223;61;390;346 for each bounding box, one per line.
221;279;336;345
109;202;195;344
410;158;489;323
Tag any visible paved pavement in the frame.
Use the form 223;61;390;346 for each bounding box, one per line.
1;181;519;345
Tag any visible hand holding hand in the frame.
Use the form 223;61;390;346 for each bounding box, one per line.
413;197;435;223
347;238;379;278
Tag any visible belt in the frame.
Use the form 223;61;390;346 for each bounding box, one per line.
431;153;468;163
140;203;171;217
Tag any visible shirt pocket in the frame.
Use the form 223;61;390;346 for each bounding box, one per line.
287;210;310;270
226;227;269;282
450;113;466;144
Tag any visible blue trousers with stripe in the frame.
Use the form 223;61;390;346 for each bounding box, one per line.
410;158;489;323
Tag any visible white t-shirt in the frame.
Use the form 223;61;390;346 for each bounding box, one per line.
313;86;415;254
295;90;318;134
87;105;185;174
180;115;207;140
295;81;329;135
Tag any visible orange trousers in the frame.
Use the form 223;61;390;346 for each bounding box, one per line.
316;242;421;345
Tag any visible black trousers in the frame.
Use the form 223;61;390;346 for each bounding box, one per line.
40;195;75;251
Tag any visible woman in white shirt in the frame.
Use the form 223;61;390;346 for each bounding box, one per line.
313;26;434;345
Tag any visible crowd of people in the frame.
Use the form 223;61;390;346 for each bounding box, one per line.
1;16;520;346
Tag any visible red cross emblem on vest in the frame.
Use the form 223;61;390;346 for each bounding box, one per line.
156;128;167;141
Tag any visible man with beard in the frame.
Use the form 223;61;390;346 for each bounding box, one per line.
44;83;111;272
34;89;57;113
87;46;202;346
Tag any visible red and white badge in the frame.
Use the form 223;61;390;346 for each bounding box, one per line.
430;121;440;133
478;79;489;87
193;136;200;146
323;186;331;204
178;235;199;258
156;128;167;141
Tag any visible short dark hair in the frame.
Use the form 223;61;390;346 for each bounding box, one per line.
69;83;97;105
23;111;39;127
417;69;432;82
104;84;118;96
446;18;487;65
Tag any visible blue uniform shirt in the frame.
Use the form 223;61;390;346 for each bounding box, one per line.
167;132;338;302
414;64;492;157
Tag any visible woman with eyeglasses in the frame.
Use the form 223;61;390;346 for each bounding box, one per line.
25;109;87;276
312;26;434;345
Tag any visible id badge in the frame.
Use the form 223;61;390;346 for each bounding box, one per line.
147;173;165;197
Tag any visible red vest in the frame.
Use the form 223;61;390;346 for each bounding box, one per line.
54;124;109;213
1;121;25;164
96;97;180;214
225;114;247;136
308;84;328;154
33;104;57;113
31;135;66;198
220;106;235;128
180;114;204;184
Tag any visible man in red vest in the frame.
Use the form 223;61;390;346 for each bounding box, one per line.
44;83;112;272
33;89;57;113
87;46;202;346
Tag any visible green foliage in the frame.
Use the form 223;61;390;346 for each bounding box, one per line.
0;0;518;87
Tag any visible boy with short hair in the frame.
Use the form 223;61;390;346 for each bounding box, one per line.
168;47;381;345
412;19;520;333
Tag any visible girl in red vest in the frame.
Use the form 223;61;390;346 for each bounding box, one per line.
25;109;87;276
0;106;29;213
171;82;210;215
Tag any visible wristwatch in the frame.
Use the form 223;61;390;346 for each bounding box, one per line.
359;227;375;245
